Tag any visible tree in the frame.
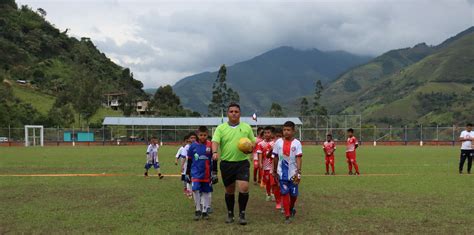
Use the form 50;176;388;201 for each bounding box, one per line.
47;104;75;127
70;72;102;128
300;97;310;117
151;85;185;116
37;8;47;18
208;64;240;116
312;80;327;116
269;102;284;117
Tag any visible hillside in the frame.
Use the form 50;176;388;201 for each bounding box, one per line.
321;27;474;125
173;46;371;114
0;1;145;127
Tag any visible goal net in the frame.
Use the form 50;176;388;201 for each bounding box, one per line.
25;125;44;147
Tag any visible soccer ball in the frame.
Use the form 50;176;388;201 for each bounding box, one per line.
237;137;253;153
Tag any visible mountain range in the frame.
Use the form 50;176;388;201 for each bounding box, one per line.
173;47;372;114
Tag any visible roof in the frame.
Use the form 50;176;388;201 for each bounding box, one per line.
103;117;302;126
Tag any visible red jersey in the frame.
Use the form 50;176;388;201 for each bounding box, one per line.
256;139;275;171
323;140;336;156
253;137;263;160
346;136;358;152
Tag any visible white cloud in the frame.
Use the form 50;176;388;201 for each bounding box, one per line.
18;0;474;88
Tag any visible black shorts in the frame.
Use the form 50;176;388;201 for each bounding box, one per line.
220;160;250;187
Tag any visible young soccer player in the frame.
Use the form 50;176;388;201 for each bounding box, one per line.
323;133;336;175
272;121;302;224
346;128;360;175
144;137;163;179
176;135;190;195
253;127;264;185
459;123;473;174
186;126;217;220
257;126;282;209
183;132;197;198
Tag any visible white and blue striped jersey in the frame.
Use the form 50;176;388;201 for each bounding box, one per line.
272;138;303;181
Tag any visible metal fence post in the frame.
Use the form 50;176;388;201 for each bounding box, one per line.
452;125;455;146
404;125;407;145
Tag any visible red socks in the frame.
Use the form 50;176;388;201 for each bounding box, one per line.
282;194;290;217
353;162;359;173
266;181;271;195
273;186;281;204
290;196;297;209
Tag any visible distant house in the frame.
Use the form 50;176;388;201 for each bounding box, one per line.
16;80;27;85
136;101;150;115
103;92;126;110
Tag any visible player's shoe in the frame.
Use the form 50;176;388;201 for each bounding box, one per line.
285;216;291;224
355;172;360;175
348;171;353;175
271;194;275;202
325;172;329;175
253;181;258;185
239;212;247;225
144;172;148;177
158;173;164;179
290;208;297;218
276;203;281;209
207;207;213;214
280;208;285;214
266;195;271;201
202;212;209;220
331;172;336;175
194;211;202;221
225;212;234;224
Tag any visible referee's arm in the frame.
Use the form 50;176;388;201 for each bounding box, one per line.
212;141;220;160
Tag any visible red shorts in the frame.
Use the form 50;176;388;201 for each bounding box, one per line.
325;155;335;163
262;170;276;186
346;151;356;161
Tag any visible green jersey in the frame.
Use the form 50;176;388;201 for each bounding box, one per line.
212;122;256;162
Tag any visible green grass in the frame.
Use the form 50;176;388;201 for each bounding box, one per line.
12;83;55;115
0;146;472;234
11;83;122;124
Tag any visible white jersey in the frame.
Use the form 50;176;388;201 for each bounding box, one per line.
146;144;159;163
460;130;473;150
272;138;303;181
175;146;185;159
181;144;191;175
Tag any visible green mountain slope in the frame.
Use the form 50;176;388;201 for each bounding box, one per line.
322;27;474;125
173;46;371;114
0;1;145;127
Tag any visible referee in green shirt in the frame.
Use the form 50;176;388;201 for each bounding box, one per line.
212;103;256;225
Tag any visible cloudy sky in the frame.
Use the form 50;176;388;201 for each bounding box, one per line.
18;0;474;88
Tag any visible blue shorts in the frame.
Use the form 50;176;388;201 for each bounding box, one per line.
192;181;213;193
144;162;160;170
279;180;299;197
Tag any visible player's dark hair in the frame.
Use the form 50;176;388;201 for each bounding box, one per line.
275;127;283;134
326;133;332;136
283;121;296;130
227;102;240;110
257;127;263;133
347;128;354;133
264;126;275;133
467;123;473;127
188;131;197;138
198;126;208;133
183;135;189;141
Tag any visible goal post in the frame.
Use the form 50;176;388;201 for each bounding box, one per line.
25;125;44;147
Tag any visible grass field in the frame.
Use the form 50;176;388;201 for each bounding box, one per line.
0;145;472;234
